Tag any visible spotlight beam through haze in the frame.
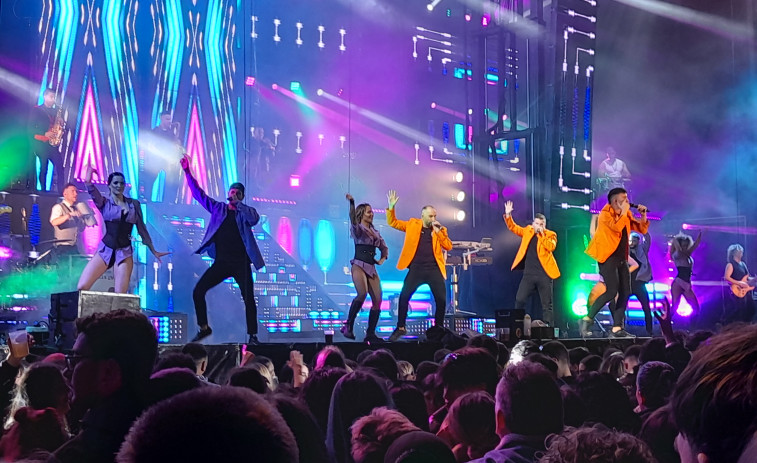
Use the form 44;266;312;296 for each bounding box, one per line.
612;0;755;43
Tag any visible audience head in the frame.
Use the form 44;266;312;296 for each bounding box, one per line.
507;340;540;366
638;405;679;463
636;361;676;411
117;387;298;463
623;344;642;374
227;366;269;394
69;309;157;409
414;361;438;385
246;361;276;391
438;347;499;407
599;351;626;380
574;372;640;433
466;334;499;361
496;342;510;367
540;424;657;463
383;431;456;463
314;345;347;370
299;367;348;435
524;353;558;377
671;324;757;463
639;337;667;365
389;382;429;431
541;341;571;378
560;385;586;428
0;407;68;461
495;360;563;437
445;391;499;461
361;349;399;382
396;360;415;382
579;354;602;374
181;342;209;376
10;363;70;422
684;330;714;352
433;349;451;364
351;407;420;463
568;347;591;375
326;370;393;463
269;394;330;463
147;367;202;406
153;352;196;374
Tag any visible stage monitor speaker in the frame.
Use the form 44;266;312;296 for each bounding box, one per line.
494;309;525;342
531;326;559;340
49;291;142;350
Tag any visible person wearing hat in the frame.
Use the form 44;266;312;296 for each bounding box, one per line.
180;155;265;345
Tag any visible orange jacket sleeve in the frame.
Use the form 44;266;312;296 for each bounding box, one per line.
436;227;453;251
539;230;558;252
386;208;407;232
505;215;525;237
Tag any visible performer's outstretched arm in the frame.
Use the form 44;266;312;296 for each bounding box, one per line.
503;201;526;237
180;155;217;212
83;166;106;210
386;189;407;231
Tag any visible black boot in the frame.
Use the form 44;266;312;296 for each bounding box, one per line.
364;309;382;343
340;299;362;340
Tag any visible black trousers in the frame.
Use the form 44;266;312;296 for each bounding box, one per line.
192;260;258;334
725;291;756;324
514;273;554;325
397;265;447;328
36;145;62;192
588;255;631;327
631;278;653;334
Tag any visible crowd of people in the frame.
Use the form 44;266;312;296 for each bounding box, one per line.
0;307;753;463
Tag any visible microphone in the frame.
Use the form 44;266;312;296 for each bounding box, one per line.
629;203;648;212
227;196;234;202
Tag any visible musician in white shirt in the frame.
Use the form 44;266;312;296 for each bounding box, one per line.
598;147;631;190
49;183;96;259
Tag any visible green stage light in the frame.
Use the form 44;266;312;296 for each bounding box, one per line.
290;81;301;92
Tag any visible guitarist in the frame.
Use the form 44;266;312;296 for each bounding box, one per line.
723;244;756;323
31;89;63;192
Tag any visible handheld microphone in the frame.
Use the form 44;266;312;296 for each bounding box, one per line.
629;203;648;212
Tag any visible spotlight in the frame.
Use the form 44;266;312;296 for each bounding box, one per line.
455;210;466;221
290;176;301;187
272;83;278;90
316;89;324;96
456;191;465;202
427;0;442;11
454;172;463;183
245;77;255;86
430;102;437;109
290;81;301;92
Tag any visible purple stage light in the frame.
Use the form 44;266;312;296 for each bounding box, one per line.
676;299;694;317
245;77;255;86
430;102;436;109
482;14;490;26
0;246;12;260
271;83;278;90
290;175;301;187
465;13;471;22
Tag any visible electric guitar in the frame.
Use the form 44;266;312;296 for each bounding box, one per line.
731;275;756;298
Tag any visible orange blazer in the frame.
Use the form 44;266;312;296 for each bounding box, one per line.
505;215;560;279
387;208;453;278
585;204;649;263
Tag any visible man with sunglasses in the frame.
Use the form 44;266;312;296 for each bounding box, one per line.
54;309;157;463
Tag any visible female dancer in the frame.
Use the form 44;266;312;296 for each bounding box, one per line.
669;230;702;320
340;193;388;343
77;167;169;293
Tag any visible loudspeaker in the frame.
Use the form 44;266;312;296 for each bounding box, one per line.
49;291;142;350
531;326;559;340
494;309;525;342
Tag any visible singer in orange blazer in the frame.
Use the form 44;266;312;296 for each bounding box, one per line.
505;215;561;279
387;208;453;278
585;203;649;263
